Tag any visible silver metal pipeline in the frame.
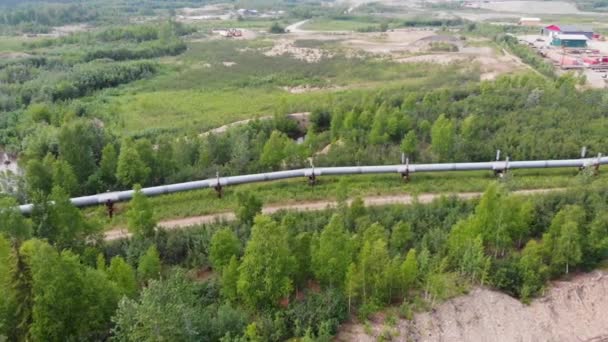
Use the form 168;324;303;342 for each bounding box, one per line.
17;155;608;214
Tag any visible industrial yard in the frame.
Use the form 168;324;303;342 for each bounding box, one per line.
516;23;608;88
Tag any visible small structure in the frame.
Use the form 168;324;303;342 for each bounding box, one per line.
551;34;588;48
519;17;541;26
542;24;594;39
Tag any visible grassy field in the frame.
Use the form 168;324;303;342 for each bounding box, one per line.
0;36;33;52
92;38;479;136
90;167;604;228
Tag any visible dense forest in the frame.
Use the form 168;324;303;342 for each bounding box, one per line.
2;176;608;340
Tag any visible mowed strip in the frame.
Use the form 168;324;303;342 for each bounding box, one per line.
104;188;562;241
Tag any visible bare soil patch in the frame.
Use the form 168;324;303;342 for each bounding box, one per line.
337;271;608;342
265;39;334;63
479;1;582;14
0;52;32;59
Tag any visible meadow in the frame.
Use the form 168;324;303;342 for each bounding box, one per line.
93;38;479;136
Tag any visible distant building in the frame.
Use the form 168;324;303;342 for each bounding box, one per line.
542;24;594;39
519;17;541;26
551;34;588;48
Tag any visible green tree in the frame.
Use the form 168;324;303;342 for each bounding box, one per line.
589;212;608;261
45;186;98;250
0;197;32;244
107;256;137;298
384;256;402;302
237;215;294;309
269;22;285;34
27;240;119;341
544;205;585;275
291;232;312;290
259;130;289;169
358;239;390;303
401;248;418;296
344;262;360;315
25;159;53;197
222;255;239;303
96;253;106;273
51;159;78;196
459;235;489;284
519;239;547;301
400;131;417;158
210;228;241;271
117;140;150;187
111;270;201;341
126;185;156;238
0;235;13;339
236;191;263;226
390;221;413;255
312;214;352;288
58;120;98;184
346;197;366;230
553;220;582;274
430;114;454;161
99;144;118;188
137;245;161;284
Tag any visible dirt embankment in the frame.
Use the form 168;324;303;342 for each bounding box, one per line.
337;271;608;342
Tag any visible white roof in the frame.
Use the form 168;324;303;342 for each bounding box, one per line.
555;34;589;40
520;17;541;21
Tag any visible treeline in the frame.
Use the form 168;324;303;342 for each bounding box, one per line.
0;3;98;33
1;60;156;110
82;40;186;62
495;34;556;78
26;21;194;48
402;18;465;27
0;21;190;145
2;178;607;340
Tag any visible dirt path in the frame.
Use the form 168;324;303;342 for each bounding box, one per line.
338;270;608;342
286;19;310;33
104;188;561;241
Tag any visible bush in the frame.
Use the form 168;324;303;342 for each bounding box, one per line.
269;22;285;34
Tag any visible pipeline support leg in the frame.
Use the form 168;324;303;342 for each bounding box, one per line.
214;184;223;198
308;174;317;186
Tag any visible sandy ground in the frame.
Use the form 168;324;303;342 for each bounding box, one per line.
265;38;334;62
342;29;437;54
104;188;560;241
337;271;608;342
286;20;310;34
280;24;525;80
22;23;90;38
0;52;32;59
0;152;19;174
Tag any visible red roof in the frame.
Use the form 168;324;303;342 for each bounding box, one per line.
545;25;561;31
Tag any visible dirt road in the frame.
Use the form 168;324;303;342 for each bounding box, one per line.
286;19;310;33
104;188;561;241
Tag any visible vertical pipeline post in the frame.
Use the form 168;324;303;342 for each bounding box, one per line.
214;171;223;198
308;159;317;185
579;146;587;172
401;153;410;182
